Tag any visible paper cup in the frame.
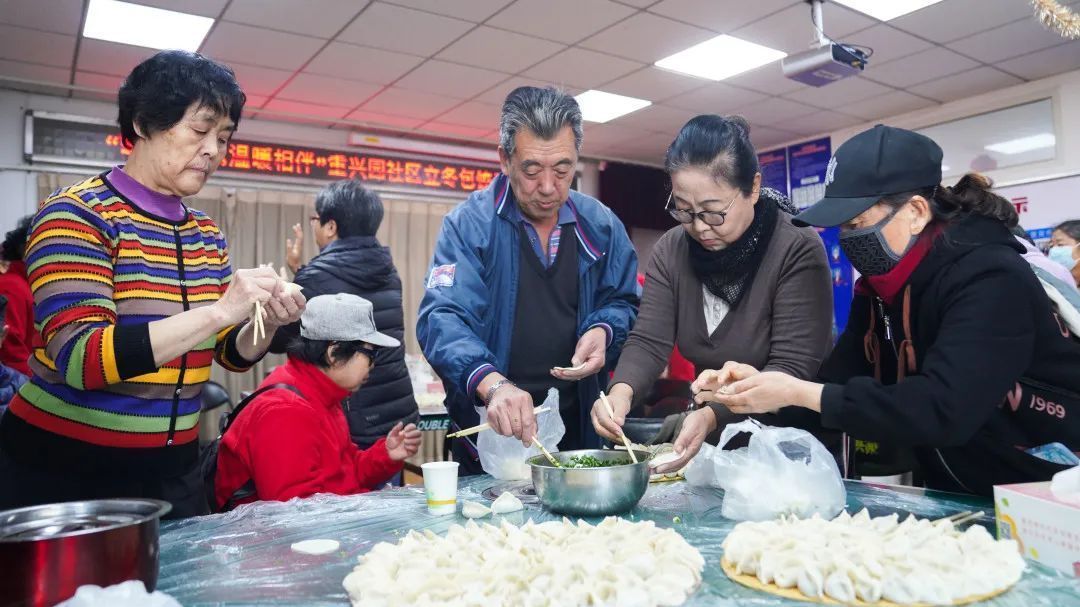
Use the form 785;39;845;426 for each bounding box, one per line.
421;461;460;515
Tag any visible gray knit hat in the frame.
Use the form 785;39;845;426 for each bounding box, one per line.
299;293;400;347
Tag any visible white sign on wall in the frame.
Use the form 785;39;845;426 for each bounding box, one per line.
994;174;1080;244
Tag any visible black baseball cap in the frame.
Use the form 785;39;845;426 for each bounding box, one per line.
793;124;943;228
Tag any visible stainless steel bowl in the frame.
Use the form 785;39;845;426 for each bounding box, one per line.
529;448;651;516
0;499;172;607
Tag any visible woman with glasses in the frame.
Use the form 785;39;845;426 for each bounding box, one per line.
213;294;421;511
591;115;833;465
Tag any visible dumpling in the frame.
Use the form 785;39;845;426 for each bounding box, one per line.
823;570;856;603
491;491;524;514
462;501;492;519
796;565;824;598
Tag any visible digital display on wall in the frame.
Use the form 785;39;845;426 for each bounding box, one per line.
27;113;498;193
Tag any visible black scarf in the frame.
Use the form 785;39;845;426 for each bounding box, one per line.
686;188;791;307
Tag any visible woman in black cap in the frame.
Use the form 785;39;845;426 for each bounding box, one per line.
685;124;1080;495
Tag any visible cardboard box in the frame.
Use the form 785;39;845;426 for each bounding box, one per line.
994;482;1080;577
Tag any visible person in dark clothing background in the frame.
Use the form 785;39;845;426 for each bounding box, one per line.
691;125;1080;496
272;179;417;449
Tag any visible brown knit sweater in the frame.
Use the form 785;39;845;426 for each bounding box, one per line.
610;215;834;409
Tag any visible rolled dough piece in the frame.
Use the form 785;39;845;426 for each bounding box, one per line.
291;539;340;555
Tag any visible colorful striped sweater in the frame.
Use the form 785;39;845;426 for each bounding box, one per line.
0;173;255;478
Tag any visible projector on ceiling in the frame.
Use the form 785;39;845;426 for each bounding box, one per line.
782;42;869;87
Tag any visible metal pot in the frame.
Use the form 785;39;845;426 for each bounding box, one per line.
529;448;651;516
0;499;172;607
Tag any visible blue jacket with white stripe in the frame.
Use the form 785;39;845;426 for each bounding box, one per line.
417;174;640;448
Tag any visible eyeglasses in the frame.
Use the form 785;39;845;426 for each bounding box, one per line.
666;192;738;227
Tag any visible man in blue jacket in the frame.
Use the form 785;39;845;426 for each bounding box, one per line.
417;86;639;473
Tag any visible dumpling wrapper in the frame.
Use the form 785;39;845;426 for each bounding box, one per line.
291;539;340;555
462;501;492;519
491;491;524;514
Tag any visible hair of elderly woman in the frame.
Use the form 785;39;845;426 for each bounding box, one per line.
314;179;384;238
117;50;246;147
498;86;583;157
1;214;33;262
665;114;759;196
1055;219;1080;241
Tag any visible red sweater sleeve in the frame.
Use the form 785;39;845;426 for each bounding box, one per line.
247;402;328;502
350;437;403;491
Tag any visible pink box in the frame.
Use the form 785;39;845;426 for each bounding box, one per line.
994;482;1080;577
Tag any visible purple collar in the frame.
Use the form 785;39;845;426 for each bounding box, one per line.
106;166;188;222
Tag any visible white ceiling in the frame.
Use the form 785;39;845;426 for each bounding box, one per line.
1;0;1079;166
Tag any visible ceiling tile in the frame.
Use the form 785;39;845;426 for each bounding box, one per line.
781;77;893;110
260;98;350;121
997;40;1080;81
724;62;806;95
731;3;874;55
751;126;799;149
361;86;464;120
73;70;124;92
889;0;1034;43
421;122;492;138
275;73;382;107
472;76;583;104
840;90;938;121
0;59;70;84
438;26;564;72
429;100;501;128
222;0;369;38
603;67;707;102
228;63;294;96
729;96;818;128
0;0;83;35
379;0;515;22
864;47;979;88
612;0;659;7
487;0;635;44
612;103;697;133
201;22;324;70
305;42;423;84
909;66;1023;103
75;39;153;77
396;60;508;98
579;13;716;64
343;108;424;130
582;122;644;147
648;0;799;33
338;3;473;56
843;24;934;65
947;17;1071;64
773;109;861;135
130;0;228;18
663;82;768;115
523;48;643;90
0;24;76;68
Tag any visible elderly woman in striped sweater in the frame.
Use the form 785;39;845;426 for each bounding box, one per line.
0;50;304;518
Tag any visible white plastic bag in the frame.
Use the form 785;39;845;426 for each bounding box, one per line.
57;581;181;607
477;388;565;480
686;418;845;521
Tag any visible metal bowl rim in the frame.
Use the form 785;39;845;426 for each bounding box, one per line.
0;498;172;543
527;448;652;469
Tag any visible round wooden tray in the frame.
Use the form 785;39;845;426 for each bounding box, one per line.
720;558;1012;606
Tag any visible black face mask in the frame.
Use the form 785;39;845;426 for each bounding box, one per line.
839;204;917;277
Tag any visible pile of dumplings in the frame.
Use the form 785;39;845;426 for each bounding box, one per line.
343;517;704;607
722;509;1025;605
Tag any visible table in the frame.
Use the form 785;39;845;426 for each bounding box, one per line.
157;478;1079;606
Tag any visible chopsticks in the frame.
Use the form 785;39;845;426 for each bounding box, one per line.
533;437;562;468
600;391;638;464
445;406;551;438
935;510;984;526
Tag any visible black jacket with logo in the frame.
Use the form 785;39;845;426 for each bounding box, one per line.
818;215;1080;496
270;236;418;449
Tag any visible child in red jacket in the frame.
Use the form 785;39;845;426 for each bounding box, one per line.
215;293;421;509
